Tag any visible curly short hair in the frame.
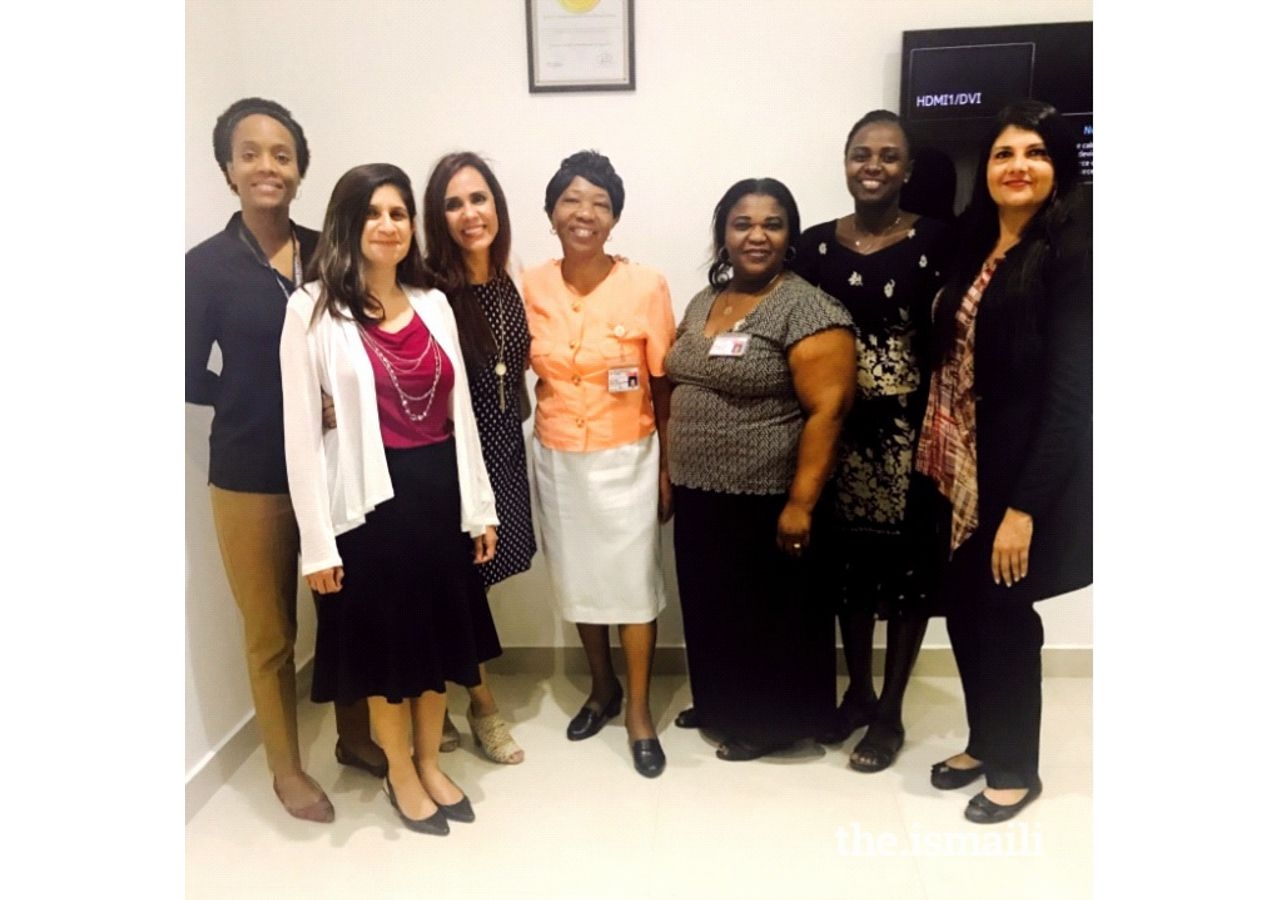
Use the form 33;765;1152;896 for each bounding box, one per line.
212;97;310;181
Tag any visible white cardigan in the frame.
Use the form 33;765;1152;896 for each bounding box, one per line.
280;282;498;576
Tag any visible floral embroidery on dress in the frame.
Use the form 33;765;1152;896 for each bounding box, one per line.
848;271;863;287
884;279;895;298
907;227;916;239
818;242;827;255
919;254;928;268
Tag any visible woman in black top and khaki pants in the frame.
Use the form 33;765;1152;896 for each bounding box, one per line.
186;98;386;822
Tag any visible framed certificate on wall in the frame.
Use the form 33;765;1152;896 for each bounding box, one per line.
525;0;635;93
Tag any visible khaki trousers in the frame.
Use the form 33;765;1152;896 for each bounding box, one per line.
208;486;305;775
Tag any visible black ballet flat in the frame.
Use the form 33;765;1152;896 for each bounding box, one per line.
674;707;700;729
631;738;667;778
335;740;389;779
930;758;986;790
566;683;623;741
964;780;1042;824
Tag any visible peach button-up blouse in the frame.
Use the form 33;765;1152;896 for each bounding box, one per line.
523;258;676;452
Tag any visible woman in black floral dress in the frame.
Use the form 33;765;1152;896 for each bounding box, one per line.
794;110;952;772
422;152;536;764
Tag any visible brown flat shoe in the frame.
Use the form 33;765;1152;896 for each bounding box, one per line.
273;775;334;824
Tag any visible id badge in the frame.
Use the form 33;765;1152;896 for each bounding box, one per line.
708;332;751;357
608;366;642;392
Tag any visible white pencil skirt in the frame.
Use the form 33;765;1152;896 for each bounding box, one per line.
531;432;667;624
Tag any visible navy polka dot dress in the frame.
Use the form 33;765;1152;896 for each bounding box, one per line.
468;273;537;587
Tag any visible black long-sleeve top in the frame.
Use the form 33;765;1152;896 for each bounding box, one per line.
186;213;319;493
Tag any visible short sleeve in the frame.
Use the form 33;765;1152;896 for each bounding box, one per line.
781;282;853;350
643;271;677;377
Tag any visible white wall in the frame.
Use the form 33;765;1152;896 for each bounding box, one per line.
186;0;1093;777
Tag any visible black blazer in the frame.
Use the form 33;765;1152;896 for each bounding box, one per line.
964;221;1092;603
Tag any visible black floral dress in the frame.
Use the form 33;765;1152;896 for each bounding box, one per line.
467;273;537;587
794;216;951;617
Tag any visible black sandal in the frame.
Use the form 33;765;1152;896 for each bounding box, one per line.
848;721;905;773
816;695;877;745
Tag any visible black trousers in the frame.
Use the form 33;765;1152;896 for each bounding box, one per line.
943;535;1044;789
672;485;835;745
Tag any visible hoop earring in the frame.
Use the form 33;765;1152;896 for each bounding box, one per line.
784;246;797;263
716;247;730;264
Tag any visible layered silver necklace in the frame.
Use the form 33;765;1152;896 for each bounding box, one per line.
358;322;443;422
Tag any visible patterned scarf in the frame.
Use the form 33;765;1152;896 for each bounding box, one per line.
916;262;998;553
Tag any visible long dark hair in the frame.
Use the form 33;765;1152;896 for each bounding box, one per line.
707;178;802;288
306;163;433;327
423;152;513;368
932;101;1087;364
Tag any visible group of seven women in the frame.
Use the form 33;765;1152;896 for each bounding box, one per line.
186;95;1091;834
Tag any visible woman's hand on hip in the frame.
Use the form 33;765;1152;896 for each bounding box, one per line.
776;501;812;557
991;508;1033;587
307;566;344;594
473;526;498;564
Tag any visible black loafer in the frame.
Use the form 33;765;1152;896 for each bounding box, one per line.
930;758;986;790
335;740;389;779
674;707;700;729
566;685;623;741
964;780;1042;824
631;738;666;778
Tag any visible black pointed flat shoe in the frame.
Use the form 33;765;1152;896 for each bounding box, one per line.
674;707;700;729
566;683;623;741
964;780;1042;824
930;758;986;790
384;779;449;836
436;794;476;823
631;738;666;778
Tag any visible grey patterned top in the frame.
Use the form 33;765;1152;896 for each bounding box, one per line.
666;272;854;494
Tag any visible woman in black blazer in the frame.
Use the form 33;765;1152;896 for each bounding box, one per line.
916;100;1091;824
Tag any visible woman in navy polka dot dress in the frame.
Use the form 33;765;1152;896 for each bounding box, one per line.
422;152;537;764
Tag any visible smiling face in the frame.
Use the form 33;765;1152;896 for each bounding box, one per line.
443;165;499;262
549;175;617;259
723;193;789;287
986;125;1056;213
844;121;911;207
224;113;301;213
361;184;413;272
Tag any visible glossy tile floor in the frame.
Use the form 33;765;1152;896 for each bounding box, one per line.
186;673;1092;899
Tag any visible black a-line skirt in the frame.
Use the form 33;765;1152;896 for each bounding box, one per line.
672;485;836;745
310;438;501;705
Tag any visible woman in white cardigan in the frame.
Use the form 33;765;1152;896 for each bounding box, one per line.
280;163;499;836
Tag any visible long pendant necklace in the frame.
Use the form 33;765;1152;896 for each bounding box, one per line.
359;324;443;422
486;280;510;412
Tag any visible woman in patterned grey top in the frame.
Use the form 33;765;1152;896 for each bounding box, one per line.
665;178;856;761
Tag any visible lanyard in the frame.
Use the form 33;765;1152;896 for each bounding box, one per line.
236;219;301;302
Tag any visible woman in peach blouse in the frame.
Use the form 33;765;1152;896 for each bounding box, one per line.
523;150;675;779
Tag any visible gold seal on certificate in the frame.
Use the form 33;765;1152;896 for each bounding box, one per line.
558;0;601;11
